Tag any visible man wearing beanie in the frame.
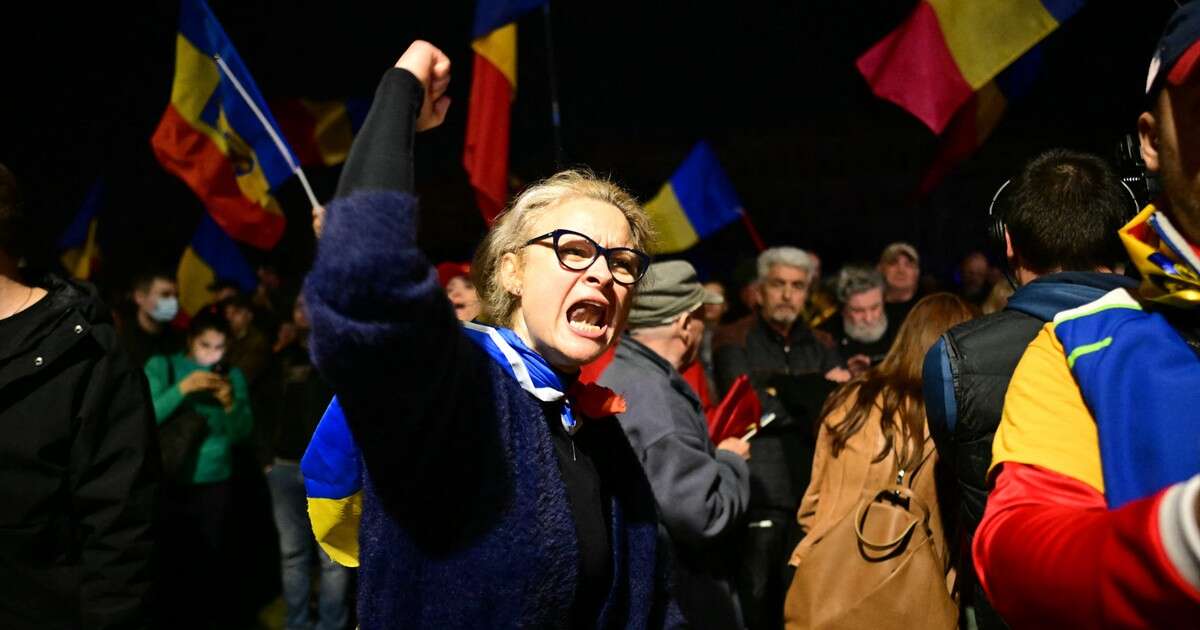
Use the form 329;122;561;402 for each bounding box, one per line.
599;260;751;630
972;5;1200;626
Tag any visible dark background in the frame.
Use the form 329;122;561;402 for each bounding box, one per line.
0;1;1179;299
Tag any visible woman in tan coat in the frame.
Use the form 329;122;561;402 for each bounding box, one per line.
785;293;975;629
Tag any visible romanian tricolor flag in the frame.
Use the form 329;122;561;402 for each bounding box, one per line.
58;179;104;281
177;213;258;316
463;0;547;223
270;97;370;167
914;44;1045;198
856;0;1084;135
151;0;299;250
643;141;751;254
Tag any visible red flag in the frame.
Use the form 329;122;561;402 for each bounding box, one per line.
707;375;763;444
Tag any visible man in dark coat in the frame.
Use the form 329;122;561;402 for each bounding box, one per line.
922;149;1139;629
600;260;751;629
712;246;847;629
0;162;159;629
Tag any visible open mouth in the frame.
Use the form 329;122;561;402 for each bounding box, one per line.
566;300;610;338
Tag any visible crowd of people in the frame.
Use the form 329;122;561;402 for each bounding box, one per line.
3;4;1200;629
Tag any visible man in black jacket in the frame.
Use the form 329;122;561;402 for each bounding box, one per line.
921;149;1138;630
712;246;847;630
0;163;159;629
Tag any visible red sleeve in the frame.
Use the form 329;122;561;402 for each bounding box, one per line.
973;462;1200;628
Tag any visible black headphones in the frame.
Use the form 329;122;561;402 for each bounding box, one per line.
985;169;1142;288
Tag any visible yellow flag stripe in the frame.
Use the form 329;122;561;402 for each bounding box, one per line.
308;493;363;568
928;0;1058;90
176;246;216;316
303;99;355;166
644;183;699;254
472;23;518;88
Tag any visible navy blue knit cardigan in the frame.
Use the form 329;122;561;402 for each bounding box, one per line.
303;68;669;629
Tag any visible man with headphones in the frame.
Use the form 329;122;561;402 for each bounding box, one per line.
921;149;1139;630
972;4;1200;626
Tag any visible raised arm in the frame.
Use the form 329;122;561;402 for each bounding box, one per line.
305;41;456;396
302;44;499;506
336;41;450;198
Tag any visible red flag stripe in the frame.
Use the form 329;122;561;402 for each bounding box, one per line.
270;99;325;167
856;1;974;135
152;105;286;250
464;52;513;224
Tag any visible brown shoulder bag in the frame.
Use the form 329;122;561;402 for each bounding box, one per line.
783;446;957;629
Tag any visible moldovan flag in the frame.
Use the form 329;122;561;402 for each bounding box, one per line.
58;179;105;281
177;214;258;316
464;0;547;223
152;0;299;250
643;141;748;254
271;97;371;167
856;0;1084;135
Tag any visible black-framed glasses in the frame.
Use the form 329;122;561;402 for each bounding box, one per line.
523;229;651;286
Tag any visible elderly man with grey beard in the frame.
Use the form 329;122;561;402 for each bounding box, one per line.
818;265;895;375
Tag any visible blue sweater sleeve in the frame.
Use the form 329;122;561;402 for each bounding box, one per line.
922;336;957;448
302;67;493;504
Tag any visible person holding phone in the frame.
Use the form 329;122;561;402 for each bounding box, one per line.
145;306;253;627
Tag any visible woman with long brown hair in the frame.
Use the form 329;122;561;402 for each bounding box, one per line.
783;293;975;629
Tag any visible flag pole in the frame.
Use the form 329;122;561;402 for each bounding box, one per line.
213;54;321;211
739;208;766;252
542;2;566;168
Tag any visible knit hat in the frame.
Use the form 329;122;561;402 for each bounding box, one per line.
627;260;723;328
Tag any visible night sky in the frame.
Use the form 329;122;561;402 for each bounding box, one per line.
0;1;1179;299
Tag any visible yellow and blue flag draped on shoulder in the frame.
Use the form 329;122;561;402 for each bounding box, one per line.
58;179;105;280
643;141;748;254
301;396;363;568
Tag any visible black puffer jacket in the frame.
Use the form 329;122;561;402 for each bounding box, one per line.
0;273;159;630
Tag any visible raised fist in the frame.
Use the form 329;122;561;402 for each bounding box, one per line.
394;40;451;132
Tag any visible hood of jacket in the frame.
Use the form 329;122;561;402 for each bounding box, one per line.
1005;271;1139;322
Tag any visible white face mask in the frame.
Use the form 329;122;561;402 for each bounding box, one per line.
150;296;179;323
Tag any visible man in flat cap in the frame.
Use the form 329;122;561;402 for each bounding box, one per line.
599;260;751;630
